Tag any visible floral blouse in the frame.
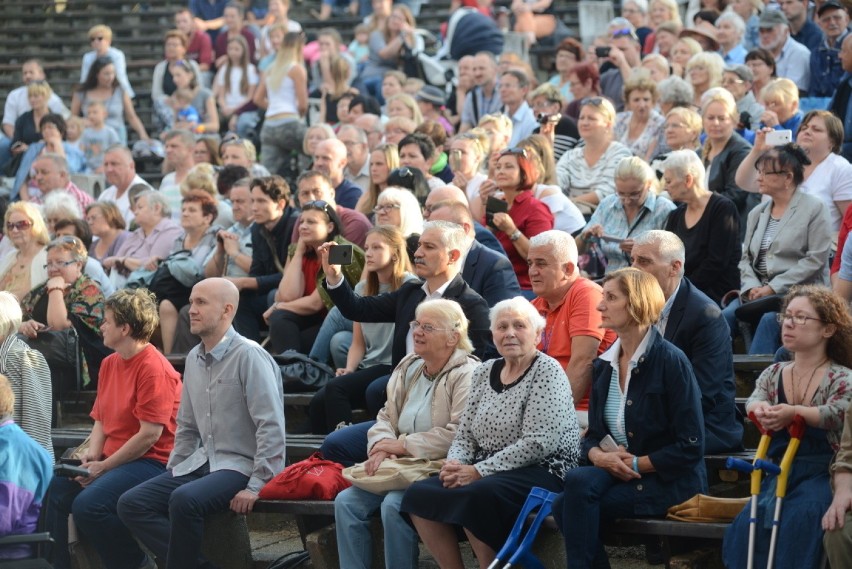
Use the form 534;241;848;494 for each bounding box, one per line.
747;362;852;451
614;109;665;160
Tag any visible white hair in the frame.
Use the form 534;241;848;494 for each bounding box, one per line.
662;150;706;190
42;191;82;221
529;230;579;267
633;230;686;270
626;0;649;13
422;220;467;254
490;296;546;334
716;11;746;40
0;292;22;339
658;76;694;106
377;186;424;237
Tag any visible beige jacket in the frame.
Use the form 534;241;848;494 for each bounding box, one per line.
367;349;478;460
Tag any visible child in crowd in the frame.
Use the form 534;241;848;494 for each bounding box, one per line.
81;102;120;173
169;88;201;129
347;24;371;74
65;116;86;154
214;36;260;137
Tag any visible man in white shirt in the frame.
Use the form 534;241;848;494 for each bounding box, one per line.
158;130;196;217
758;9;812;93
98;145;151;224
338;125;371;192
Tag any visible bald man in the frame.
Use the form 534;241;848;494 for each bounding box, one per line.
118;278;286;568
313;138;363;209
424;185;505;254
428;198;520;307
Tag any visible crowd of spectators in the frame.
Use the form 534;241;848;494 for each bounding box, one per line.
8;0;852;567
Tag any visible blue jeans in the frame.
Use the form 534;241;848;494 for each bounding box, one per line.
117;463;249;569
320;420;375;466
47;458;165;569
335;487;419;569
553;466;653;569
750;312;781;355
0;134;11;174
235;111;260;140
308;306;353;368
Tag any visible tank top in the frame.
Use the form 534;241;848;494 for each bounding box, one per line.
265;63;298;116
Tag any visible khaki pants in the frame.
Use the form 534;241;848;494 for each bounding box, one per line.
824;511;852;567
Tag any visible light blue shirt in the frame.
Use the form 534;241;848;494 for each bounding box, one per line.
507;101;538;147
723;44;748;65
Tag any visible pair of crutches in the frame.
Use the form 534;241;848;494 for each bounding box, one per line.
487;486;558;569
726;412;806;569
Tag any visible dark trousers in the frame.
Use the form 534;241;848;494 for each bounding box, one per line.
366;373;391;416
117;463;249;569
267;309;325;354
233;290;274;342
309;364;391;433
47;458;165;569
172;304;201;354
319;421;376;466
552;466;648;569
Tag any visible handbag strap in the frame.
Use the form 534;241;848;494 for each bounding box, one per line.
260;226;286;274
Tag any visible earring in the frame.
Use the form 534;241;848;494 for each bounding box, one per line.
391;256;397;262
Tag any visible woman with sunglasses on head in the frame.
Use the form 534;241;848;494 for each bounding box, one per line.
577;157;675;274
724;286;852;569
264;200;364;357
19;236;106;387
722;143;832;355
0;202;50;302
556;97;632;217
481;147;554;296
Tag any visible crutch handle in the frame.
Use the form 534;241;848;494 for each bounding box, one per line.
726;457;756;473
748;411;774;437
787;415;806;439
754;459;781;476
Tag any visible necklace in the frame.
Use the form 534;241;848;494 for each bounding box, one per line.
791;359;827;406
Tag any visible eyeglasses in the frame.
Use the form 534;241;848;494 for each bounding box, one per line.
664;122;686;130
499;147;528;159
689;64;707;72
722;77;745;86
409;320;455;333
776;313;824;326
582;97;606;107
44;260;76;270
89;36;105;42
756;169;789;177
617;190;644;200
5;220;32;232
373;203;401;213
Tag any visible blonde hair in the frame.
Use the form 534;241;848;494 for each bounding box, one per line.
27;81;53;100
302;123;336;155
327;54;352;98
615;156;658;194
387;93;423;124
180;163;218;198
268;31;305;91
602;268;666;326
581;97;617;125
385;116;417;135
674;37;702;60
359;143;399;216
364;225;412;296
478;113;513;138
700;86;738;121
88;24;113;42
759;77;799;107
416;298;474;354
666;106;703;136
686;52;726;90
6;202;50;247
650;0;682;26
623;74;659;104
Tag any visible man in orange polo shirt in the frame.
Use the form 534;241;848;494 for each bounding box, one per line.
528;230;615;428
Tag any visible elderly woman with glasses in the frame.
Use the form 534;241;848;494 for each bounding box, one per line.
333;299;478;569
725;286;852;569
650;106;703;175
265;200;364;357
614;75;665;161
400;296;580;569
722;143;832;355
373;186;424;263
480;147;554;295
19;236;106;387
576;157;675;274
554;268;706;568
0;202;50;301
0;291;52;459
85;202;129;263
556;97;632;216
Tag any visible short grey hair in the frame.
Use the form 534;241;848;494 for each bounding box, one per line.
422;220;467;255
633;230;686;270
36;152;69;174
529;230;578;267
716;11;746;40
489;296;546;334
415;298;474;354
658;76;694;107
338;124;368;145
625;0;648;13
662;150;706;190
0;291;22;339
164;128;196;148
136;189;172;218
43;191;82;221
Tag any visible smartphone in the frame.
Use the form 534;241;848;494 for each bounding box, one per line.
328;244;354;266
449;149;462;171
485;196;509;230
600;434;619;453
600;234;624;244
765;129;792;146
595;46;611;58
60;457;83;466
54;464;91;478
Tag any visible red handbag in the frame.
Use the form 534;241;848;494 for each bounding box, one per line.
259;453;351;500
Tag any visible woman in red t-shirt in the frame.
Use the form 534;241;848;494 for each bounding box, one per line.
45;288;182;569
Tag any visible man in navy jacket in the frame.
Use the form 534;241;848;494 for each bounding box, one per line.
632;231;743;454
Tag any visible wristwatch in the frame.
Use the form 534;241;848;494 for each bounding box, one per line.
509;230;522;242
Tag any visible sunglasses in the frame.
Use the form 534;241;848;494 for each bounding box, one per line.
5;220;32;232
499;147;529;159
90;36;105;42
393;166;414;178
301;200;335;218
611;28;638;41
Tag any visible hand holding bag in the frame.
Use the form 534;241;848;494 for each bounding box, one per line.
343;457;444;495
258;453;350;501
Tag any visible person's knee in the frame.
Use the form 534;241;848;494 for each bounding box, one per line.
168;484;203;519
71;488;112;525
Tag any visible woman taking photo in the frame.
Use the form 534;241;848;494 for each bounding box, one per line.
255;31;308;179
481;148;554;295
355;143;400;218
310;226;417;433
71;56;149;145
46;288;181;569
401;297;580;569
700;87;753;236
265;201;364;356
334;299;476;569
577;157;675;273
19;236;106;387
614;75;665;161
723;143;832;355
158;190;220;355
0;202;50;301
85;202;129;263
555;268;706;568
663;150;740;303
556;97;632;215
736;111;852;234
724;286;852;568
